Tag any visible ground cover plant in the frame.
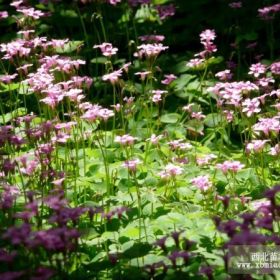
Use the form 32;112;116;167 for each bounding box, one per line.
0;0;280;279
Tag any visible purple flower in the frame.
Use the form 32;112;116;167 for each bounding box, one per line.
129;0;150;7
156;4;176;20
264;185;280;206
227;231;266;246
3;223;31;245
256;216;273;231
199;266;213;280
155;236;168;251
0;271;24;280
168;251;190;267
31;267;54;280
171;230;183;247
0;250;17;263
218;220;240;237
216;195;231;210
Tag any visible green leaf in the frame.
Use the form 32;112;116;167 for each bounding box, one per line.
160;113;181;124
0;83;19;93
121;225;140;239
122;242;152;258
174;74;196;91
207;56;224;66
18;82;32;95
91;57;107;64
55;40;84;54
0;108;27;124
204;113;223;127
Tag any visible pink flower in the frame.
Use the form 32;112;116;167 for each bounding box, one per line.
0;73;18;84
51;39;69;48
10;1;23;8
251;200;271;213
135;71;151;80
186;58;204;68
16;63;33;74
223;110;234;122
191;111;205;120
146;134;163;145
102;69;122;84
121;62;131;73
123;96;135;105
122;158;142;173
191;175;212;191
270;144;280;156
257;77;274;87
246;140;269;153
253;117;280;136
135;43;168;58
17;7;46;19
161;74;177;85
168;139;192;151
159;163;183;179
200;29;216;42
17;30;35;39
108;0;121;5
215;69;232;81
81;105;114;122
151;90;167;103
248;63;266;78
182;103;195;113
156;4;176;20
229;2;242;8
258;4;280;20
0;11;8;19
270;61;280;75
216;160;245;174
111;103;121;112
196;154;217;166
139;35;165;43
242;98;261;117
0;40;31;59
115;134;137;146
93;42;118;57
98;108;115;121
199;29;217;56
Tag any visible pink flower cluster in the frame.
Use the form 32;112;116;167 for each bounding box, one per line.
258;3;280;20
191;175;212;191
151;90;167;103
122;159;142;173
115;134;137;146
159;163;183;179
253;117;280;136
207;81;259;107
81;104;114;122
246;140;269;154
216;160;245;174
134;43;169;58
186;29;217;68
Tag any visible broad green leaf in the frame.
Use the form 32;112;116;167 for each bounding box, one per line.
160;113;181;123
0;107;27;124
55;40;84;53
204;113;224;127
